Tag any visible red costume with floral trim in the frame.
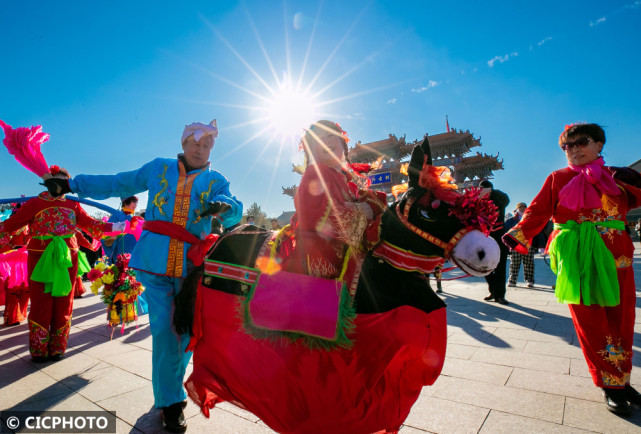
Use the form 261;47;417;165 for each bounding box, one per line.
282;163;387;293
0;192;111;357
505;167;641;388
0;226;30;326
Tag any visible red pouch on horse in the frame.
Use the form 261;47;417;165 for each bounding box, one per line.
246;270;346;341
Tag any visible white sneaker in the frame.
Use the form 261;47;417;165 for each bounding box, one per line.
526;281;534;288
508;282;516;287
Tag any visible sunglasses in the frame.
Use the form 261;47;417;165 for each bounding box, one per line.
561;137;594;151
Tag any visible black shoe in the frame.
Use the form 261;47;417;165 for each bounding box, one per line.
483;294;494;301
31;356;49;363
49;353;64;362
435;288;443;294
624;384;641;406
603;388;631;415
162;401;188;433
495;297;509;305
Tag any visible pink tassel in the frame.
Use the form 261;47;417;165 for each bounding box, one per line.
0;120;50;177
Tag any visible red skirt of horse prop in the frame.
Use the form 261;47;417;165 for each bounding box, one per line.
185;282;446;434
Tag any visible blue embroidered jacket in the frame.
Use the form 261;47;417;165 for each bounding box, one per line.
70;157;242;277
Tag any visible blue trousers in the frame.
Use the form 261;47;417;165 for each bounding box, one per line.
136;271;192;408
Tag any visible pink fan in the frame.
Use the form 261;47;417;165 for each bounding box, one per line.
0;120;50;178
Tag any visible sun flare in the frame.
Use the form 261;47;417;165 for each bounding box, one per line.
267;84;317;140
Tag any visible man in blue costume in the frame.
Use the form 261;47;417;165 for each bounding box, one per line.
102;195;149;314
44;119;242;433
102;195;139;264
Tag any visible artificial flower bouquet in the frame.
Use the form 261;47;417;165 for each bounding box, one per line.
87;253;144;331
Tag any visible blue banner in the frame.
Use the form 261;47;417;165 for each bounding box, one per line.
368;172;392;185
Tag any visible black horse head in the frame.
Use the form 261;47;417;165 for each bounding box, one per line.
380;135;499;271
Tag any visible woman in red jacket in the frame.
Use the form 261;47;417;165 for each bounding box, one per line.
0;166;118;362
504;123;641;415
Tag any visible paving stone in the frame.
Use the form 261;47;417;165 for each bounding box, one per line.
569;358;591;378
39;352;110;381
431;376;565;423
97;384;161;433
445;343;477;360
403;394;489;433
506;368;602;402
470;347;570;374
7;389;107;412
180;407;274;433
441;358;513;385
492;327;574;345
447;332;527;351
563;397;641;433
399;426;430;433
479;410;591;433
0;368;76;409
217;401;262;423
59;365;149;402
99;348;153;380
523;340;585;359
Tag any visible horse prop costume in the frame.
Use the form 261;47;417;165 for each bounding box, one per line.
174;137;500;433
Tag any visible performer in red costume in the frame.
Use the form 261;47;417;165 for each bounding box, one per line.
0;224;30;326
0;166;120;362
282;120;387;293
504;123;641;415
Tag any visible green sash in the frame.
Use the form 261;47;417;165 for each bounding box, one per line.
548;220;623;306
77;250;91;276
31;234;74;297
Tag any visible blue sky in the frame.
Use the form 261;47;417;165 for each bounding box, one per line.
1;0;640;217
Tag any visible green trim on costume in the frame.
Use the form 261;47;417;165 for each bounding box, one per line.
31;234;74;297
548;220;623;306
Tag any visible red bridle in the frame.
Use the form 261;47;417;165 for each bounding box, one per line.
395;196;470;260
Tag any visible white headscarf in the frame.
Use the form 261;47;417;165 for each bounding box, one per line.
181;119;218;144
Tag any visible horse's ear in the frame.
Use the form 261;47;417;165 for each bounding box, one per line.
408;135;431;188
421;135;432;165
408;144;424;188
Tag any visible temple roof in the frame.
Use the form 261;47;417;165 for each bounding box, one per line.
348;128;482;163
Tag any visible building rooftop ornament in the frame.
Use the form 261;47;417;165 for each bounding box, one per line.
282;123;504;198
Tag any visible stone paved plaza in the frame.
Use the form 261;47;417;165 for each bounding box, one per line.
1;244;641;433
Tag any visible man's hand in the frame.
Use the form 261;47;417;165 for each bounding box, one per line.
42;178;72;197
201;201;232;218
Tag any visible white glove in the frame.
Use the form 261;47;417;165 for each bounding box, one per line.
111;221;127;232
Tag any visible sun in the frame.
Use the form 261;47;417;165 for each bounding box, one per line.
266;83;317;140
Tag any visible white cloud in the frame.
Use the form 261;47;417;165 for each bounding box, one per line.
387;98;397;104
537;36;553;46
589;17;606;26
487;51;518;68
624;1;641;9
411;80;440;93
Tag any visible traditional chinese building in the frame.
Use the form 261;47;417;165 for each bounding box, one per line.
282;126;504;198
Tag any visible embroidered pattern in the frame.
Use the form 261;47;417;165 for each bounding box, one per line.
166;164;199;277
601;371;630;387
153;164;169;216
49;317;72;356
29;320;49;357
508;227;530;249
194;179;218;224
614;255;633;269
32;207;76;236
597;336;632;371
307;256;339;278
